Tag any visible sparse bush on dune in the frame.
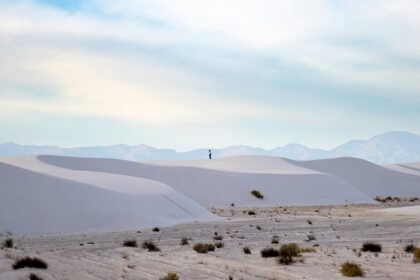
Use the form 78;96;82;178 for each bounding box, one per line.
12;257;48;270
271;235;279;244
404;244;416;253
361;242;381;252
340;262;364;277
2;238;13;249
278;243;300;265
152;227;160;232
243;247;251;254
142;240;160;252
123;239;137;247
251;190;264;199
413;248;420;263
213;235;223;241
160;272;179;280
193;243;215;254
215;242;224;248
180;237;189;246
29;274;43;280
248;211;256;216
306;234;316;242
260;247;279;258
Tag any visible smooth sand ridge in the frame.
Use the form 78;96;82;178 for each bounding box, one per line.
381;204;420;216
384;162;420;176
36;155;374;207
0;157;217;235
288;157;420;197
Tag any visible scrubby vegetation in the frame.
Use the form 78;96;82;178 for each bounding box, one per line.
160;272;179;280
142;240;160;252
340;262;364;277
215;242;224;248
260;247;279;258
306;234;316;241
243;247;251;254
29;274;43;280
251;190;264;199
271;235;279;244
413;248;420;263
12;257;48;270
248;210;256;215
180;237;189;246
152;227;160;232
361;242;381;252
2;238;13;249
123;239;137;247
193;243;215;254
404;244;416;253
213;235;223;241
278;243;300;265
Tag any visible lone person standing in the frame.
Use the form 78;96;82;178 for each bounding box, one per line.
208;149;212;160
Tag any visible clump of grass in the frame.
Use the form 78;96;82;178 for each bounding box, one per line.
361;242;381;252
278;243;300;265
260;247;279;258
123;239;137;247
307;220;313;225
248;211;256;215
215;242;224;248
340;262;364;277
413;248;420;263
243;247;251;254
271;235;279;244
12;257;48;270
2;238;13;249
160;272;179;280
180;237;189;246
142;240;160;252
193;243;215;254
251;190;264;199
256;225;262;230
29;274;43;280
404;244;416;253
213;235;223;241
152;227;160;232
306;234;316;241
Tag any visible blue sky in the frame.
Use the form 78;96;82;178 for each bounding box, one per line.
0;0;419;150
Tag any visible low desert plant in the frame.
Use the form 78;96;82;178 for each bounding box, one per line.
152;227;160;232
361;242;381;252
256;225;262;230
215;242;224;248
278;243;300;265
413;248;420;263
12;257;48;270
142;240;160;252
404;244;416;253
213;235;223;241
260;247;279;258
306;234;316;241
2;238;13;249
29;274;43;280
243;247;251;254
193;243;215;254
306;220;313;225
340;262;364;277
123;239;137;247
180;237;189;246
251;190;264;199
160;272;179;280
248;211;256;215
271;235;279;244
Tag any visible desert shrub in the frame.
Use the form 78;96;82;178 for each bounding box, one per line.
123;239;137;247
213;235;223;241
251;190;264;199
12;257;48;270
180;237;189;246
271;235;279;244
248;211;256;215
193;243;215;254
243;247;251;254
2;238;13;249
404;244;416;253
142;240;160;252
260;247;279;258
278;243;300;265
215;242;224;248
413;248;420;263
160;272;179;280
307;220;313;225
29;274;43;280
256;225;262;230
340;262;364;277
361;242;381;252
152;227;160;232
306;234;316;241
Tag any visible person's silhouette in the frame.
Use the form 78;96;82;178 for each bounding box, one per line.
208;149;212;160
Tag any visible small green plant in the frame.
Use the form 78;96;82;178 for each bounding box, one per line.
180;237;189;246
215;242;224;248
193;243;215;254
340;262;364;277
213;235;223;241
260;247;279;258
152;227;160;232
278;243;300;265
271;235;279;244
404;244;416;253
160;272;179;280
12;257;48;270
243;247;251;254
123;239;137;247
251;190;264;199
142;240;160;252
2;238;13;249
413;248;420;263
306;234;316;241
361;242;381;252
29;274;43;280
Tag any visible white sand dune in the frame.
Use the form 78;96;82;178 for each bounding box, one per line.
36;155;374;207
382;205;420;216
289;157;420;197
0;158;216;235
384;162;420;176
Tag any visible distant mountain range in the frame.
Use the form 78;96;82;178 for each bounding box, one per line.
1;131;420;164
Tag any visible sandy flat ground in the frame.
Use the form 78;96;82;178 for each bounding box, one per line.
1;204;420;280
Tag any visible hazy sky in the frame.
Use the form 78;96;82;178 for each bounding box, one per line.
1;0;419;150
